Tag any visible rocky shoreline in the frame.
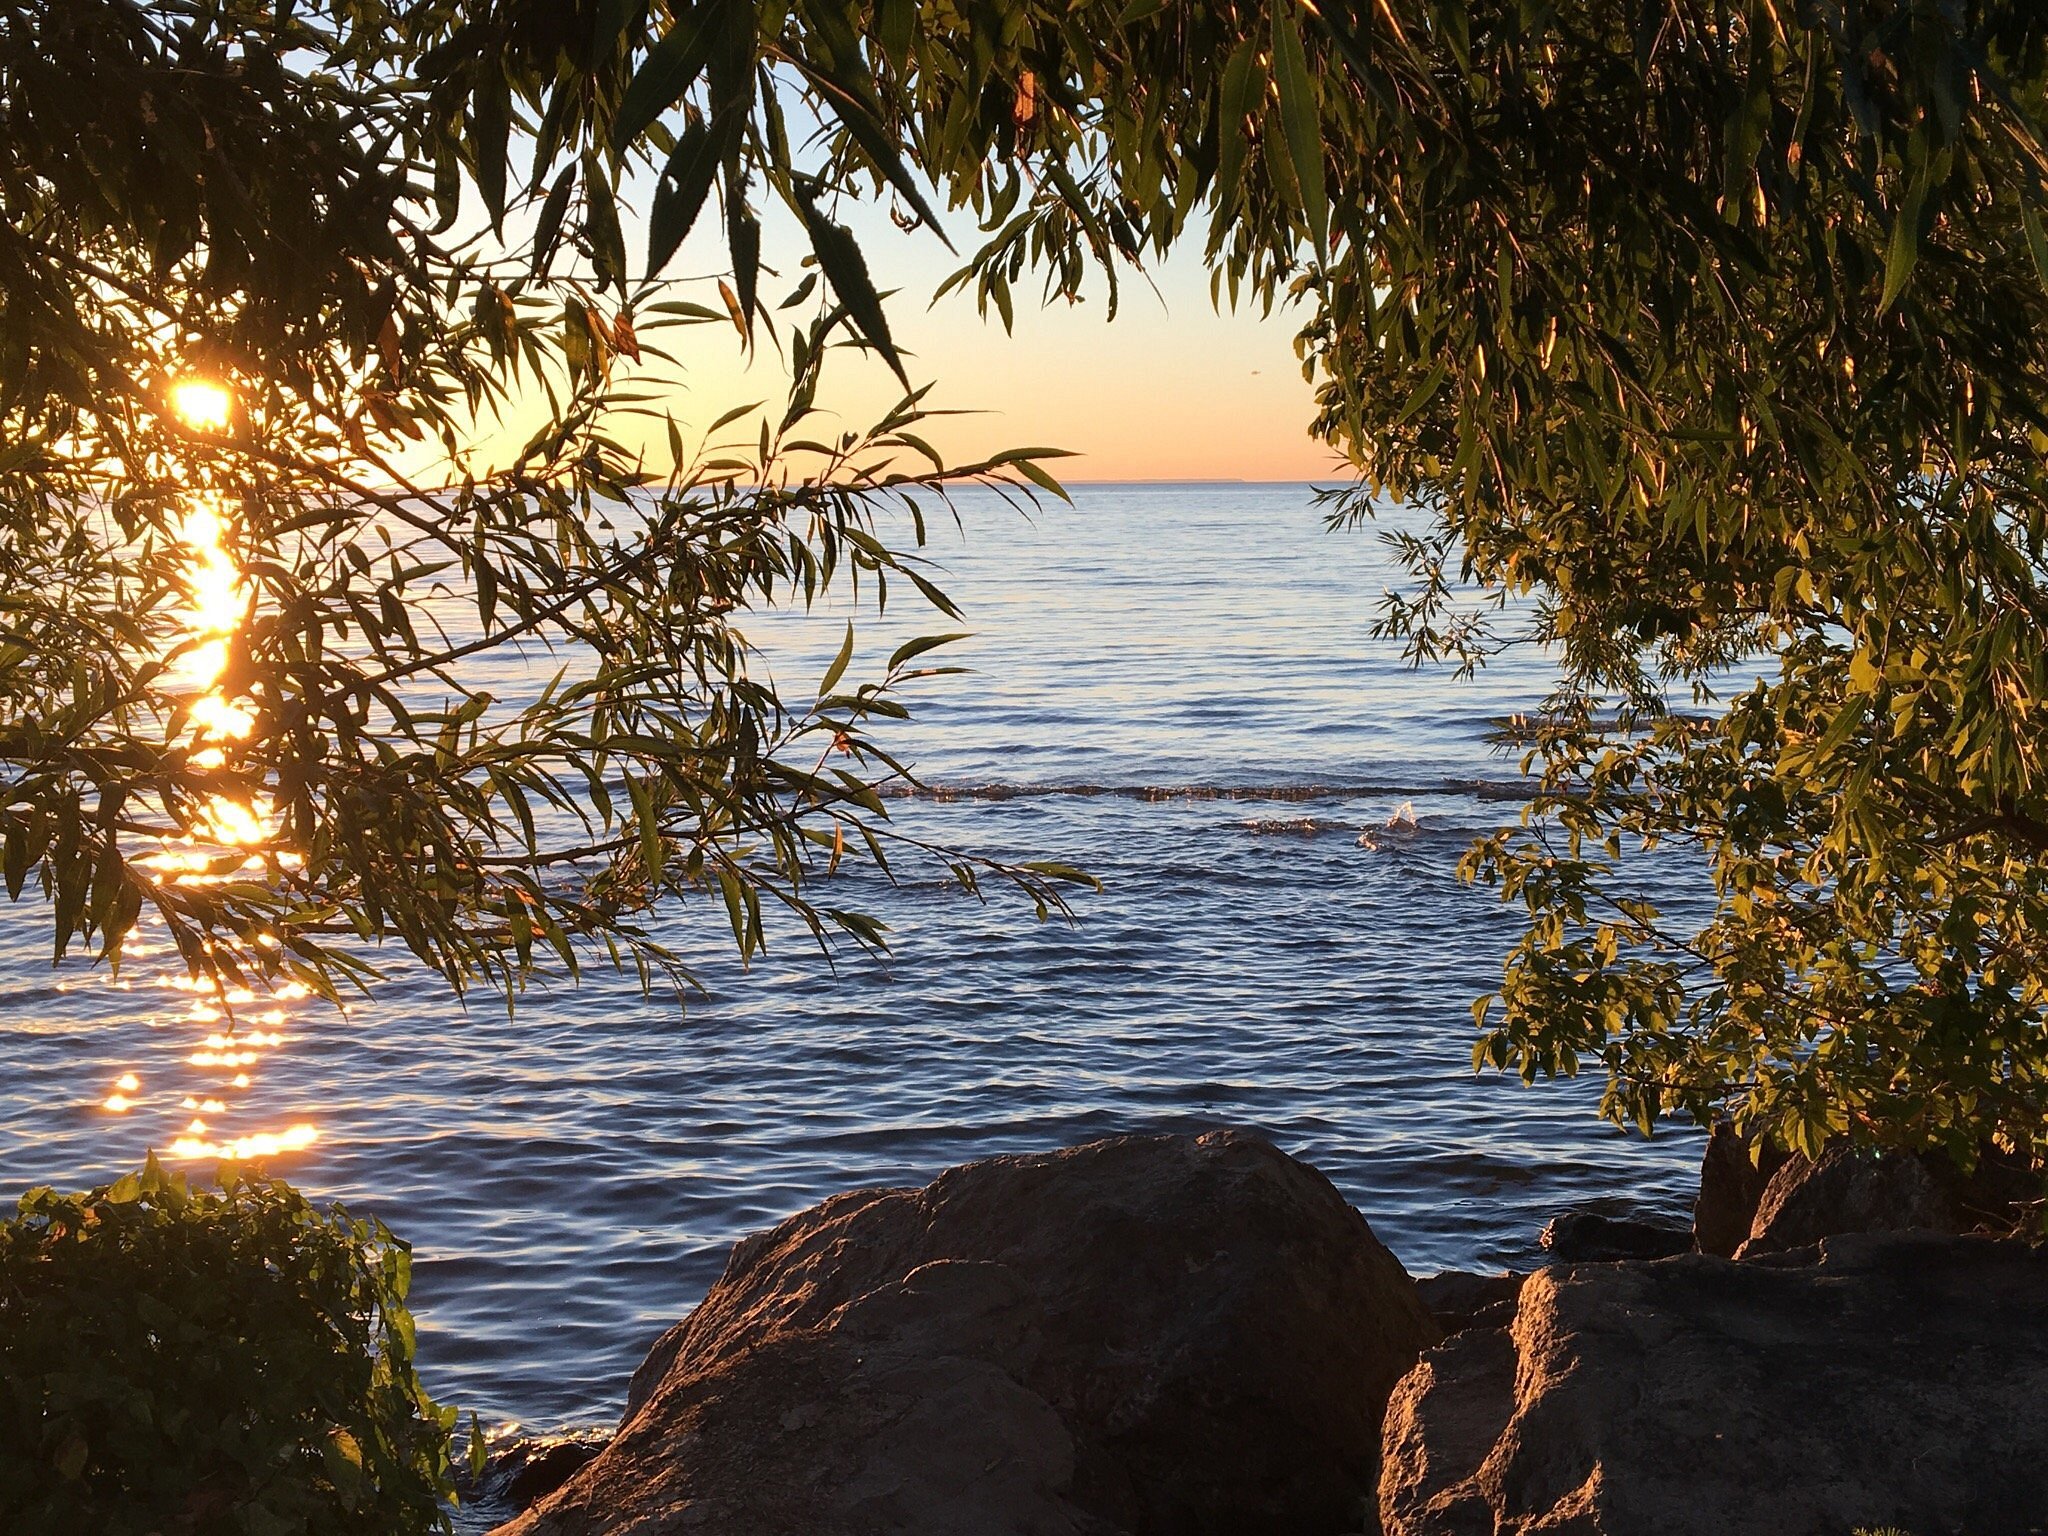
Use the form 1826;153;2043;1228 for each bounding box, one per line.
467;1129;2048;1536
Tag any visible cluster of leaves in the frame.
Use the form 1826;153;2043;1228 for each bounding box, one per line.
482;0;2048;1164
0;1158;465;1535
1290;1;2048;1168
0;0;1091;1007
10;0;2048;1166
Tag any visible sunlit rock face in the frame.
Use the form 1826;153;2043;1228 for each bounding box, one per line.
498;1130;1437;1536
1380;1233;2048;1536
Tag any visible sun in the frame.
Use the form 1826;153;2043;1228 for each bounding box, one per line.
170;378;232;431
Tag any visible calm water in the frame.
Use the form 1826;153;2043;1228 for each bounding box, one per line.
0;483;1703;1432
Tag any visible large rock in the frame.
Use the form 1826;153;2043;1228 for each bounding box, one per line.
1691;1120;1791;1257
500;1130;1436;1536
1740;1143;2034;1257
1379;1232;2048;1535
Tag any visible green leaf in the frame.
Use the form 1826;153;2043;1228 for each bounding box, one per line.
530;164;576;276
1880;211;1919;311
1271;2;1328;263
2023;203;2048;298
582;151;628;293
794;184;909;388
819;621;855;697
648;120;720;275
877;0;915;67
1012;457;1070;500
888;631;970;671
626;771;663;882
612;5;716;152
728;195;762;337
472;71;512;233
1214;39;1259;211
1880;161;1930;313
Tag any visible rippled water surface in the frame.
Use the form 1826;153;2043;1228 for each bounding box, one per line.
0;483;1704;1431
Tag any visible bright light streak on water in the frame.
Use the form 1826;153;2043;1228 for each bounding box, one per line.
0;483;1706;1430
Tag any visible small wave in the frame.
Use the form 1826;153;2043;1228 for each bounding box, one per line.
879;777;1535;805
1357;801;1422;851
1238;817;1349;836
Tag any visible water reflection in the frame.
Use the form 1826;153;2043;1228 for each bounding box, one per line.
91;382;318;1165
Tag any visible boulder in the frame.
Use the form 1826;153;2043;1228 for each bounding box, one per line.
1537;1210;1691;1263
1378;1328;1517;1536
1691;1120;1791;1257
1740;1143;2033;1257
1379;1232;2048;1535
500;1130;1436;1536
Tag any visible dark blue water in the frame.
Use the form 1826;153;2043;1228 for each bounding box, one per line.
0;483;1702;1433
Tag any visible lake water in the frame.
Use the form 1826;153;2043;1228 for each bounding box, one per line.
0;482;1704;1434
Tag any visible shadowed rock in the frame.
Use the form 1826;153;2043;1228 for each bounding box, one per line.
1691;1120;1791;1257
1538;1210;1691;1263
1379;1232;2048;1535
1739;1142;2036;1257
1413;1271;1523;1336
498;1129;1436;1536
455;1434;609;1533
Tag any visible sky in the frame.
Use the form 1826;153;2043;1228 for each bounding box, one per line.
711;217;1345;483
439;178;1345;487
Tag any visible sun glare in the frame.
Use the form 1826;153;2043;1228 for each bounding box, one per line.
170;1123;318;1162
169;378;232;431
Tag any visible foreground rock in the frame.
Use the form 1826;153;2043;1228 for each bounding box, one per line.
1380;1232;2048;1535
500;1130;1435;1536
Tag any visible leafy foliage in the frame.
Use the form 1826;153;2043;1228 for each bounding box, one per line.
8;0;2048;1168
0;0;1087;1006
417;0;2048;1165
0;1158;461;1535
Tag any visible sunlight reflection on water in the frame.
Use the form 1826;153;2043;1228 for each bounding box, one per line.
97;381;322;1169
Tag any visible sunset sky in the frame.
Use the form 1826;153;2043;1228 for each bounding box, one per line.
756;216;1340;483
442;186;1344;486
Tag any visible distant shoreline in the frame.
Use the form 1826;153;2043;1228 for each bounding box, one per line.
1057;477;1338;487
